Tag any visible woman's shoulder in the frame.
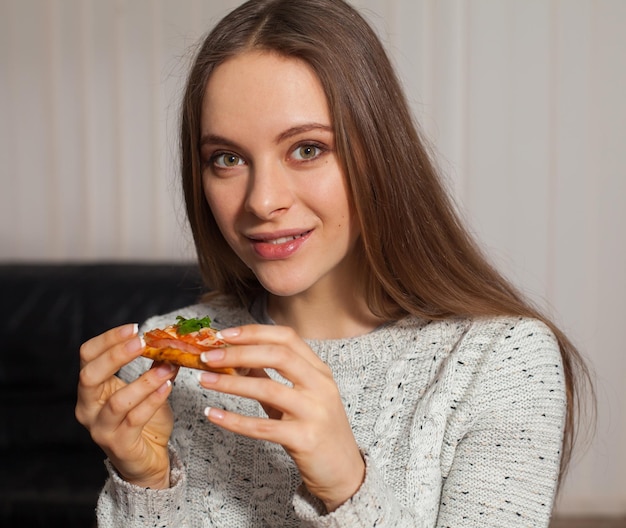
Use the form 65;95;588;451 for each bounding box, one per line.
457;315;564;392
393;313;556;347
468;315;560;358
391;313;561;370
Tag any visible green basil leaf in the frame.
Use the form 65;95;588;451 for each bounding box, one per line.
174;315;213;335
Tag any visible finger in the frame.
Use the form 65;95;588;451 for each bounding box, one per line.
218;325;329;372
77;333;145;427
76;374;125;428
242;368;281;418
94;363;177;437
80;323;139;366
203;406;298;445
201;343;327;388
113;379;173;445
198;369;295;416
148;360;181;383
92;379;173;455
78;333;145;395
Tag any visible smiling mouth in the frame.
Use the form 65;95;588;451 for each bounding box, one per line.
252;230;313;245
268;231;311;245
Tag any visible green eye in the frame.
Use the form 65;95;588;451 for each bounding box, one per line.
293;144;321;161
214;153;244;168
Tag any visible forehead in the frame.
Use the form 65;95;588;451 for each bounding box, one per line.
201;51;331;135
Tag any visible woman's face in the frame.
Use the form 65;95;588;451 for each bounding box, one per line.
200;51;361;299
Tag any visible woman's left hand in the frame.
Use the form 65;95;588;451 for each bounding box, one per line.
198;324;365;512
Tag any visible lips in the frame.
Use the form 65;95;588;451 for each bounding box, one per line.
247;229;313;259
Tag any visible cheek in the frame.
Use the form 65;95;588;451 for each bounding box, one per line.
326;177;357;232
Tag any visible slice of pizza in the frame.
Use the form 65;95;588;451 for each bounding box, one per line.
141;315;234;373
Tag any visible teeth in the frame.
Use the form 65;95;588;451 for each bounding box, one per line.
269;234;302;245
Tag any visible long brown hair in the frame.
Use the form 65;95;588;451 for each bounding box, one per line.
180;0;593;482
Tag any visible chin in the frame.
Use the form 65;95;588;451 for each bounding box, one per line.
260;282;311;298
255;271;318;298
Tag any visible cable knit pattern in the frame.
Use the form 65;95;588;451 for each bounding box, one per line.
96;299;566;527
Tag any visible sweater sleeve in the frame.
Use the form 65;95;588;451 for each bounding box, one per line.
293;452;430;526
435;318;567;527
294;318;567;528
96;446;189;528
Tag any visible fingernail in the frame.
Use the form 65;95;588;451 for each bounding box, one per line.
124;335;143;354
157;379;172;394
119;323;139;339
155;362;175;377
216;327;240;339
201;349;225;363
204;407;225;420
198;371;219;384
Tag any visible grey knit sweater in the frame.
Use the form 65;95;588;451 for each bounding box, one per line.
96;299;566;527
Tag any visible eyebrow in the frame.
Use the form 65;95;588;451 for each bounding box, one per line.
199;123;333;148
275;123;333;143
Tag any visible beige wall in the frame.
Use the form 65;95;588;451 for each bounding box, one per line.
1;0;624;516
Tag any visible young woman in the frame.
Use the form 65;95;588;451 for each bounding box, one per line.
76;1;592;526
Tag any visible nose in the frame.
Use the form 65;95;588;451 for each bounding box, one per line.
244;160;294;219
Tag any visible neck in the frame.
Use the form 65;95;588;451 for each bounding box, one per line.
267;287;384;340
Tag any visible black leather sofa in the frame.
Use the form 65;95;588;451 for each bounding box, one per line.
0;263;205;528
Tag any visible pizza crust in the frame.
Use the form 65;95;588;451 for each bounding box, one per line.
141;345;235;374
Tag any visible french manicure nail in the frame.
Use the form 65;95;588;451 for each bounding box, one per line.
156;380;172;394
124;336;143;354
199;371;219;384
201;349;225;363
155;362;174;377
204;407;225;420
217;327;240;339
119;323;139;339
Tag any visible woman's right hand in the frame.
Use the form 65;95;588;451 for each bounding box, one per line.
75;323;179;489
